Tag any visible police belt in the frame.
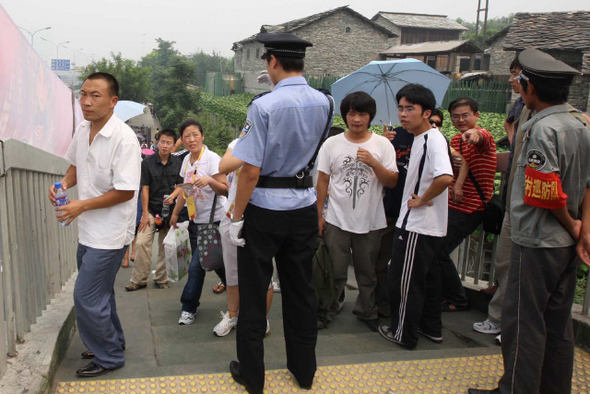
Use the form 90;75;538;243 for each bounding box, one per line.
256;174;313;189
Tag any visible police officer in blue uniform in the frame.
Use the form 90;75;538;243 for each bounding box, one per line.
227;32;333;394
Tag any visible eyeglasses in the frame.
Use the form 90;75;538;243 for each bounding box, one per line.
451;114;473;121
430;120;442;127
397;107;415;114
158;141;174;147
515;72;529;82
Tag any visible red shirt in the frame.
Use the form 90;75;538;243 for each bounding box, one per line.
449;127;497;214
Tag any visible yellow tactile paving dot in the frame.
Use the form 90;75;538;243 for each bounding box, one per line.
55;348;590;394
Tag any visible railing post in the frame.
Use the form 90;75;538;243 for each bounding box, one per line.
0;141;17;360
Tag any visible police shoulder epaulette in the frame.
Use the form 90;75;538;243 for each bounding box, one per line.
248;91;272;107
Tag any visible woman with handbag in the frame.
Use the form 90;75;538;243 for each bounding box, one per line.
170;119;229;326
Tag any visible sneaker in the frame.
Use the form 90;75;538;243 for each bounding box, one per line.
272;281;281;293
473;319;501;335
265;319;271;337
378;325;415;349
417;329;443;344
213;311;237;337
178;311;196;325
495;334;501;346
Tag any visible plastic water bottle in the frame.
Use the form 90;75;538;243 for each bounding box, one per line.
54;182;69;227
162;195;170;218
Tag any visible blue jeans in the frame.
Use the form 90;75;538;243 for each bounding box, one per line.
180;221;226;313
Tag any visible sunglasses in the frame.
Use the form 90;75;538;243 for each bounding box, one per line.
430;120;442;127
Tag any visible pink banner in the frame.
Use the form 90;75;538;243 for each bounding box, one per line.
0;5;80;157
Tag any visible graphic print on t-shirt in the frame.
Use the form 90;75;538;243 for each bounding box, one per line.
340;156;372;209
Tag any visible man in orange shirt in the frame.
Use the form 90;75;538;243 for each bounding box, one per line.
438;98;497;312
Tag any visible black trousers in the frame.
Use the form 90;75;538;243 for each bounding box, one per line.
237;203;319;392
388;228;443;348
438;208;483;306
498;243;577;394
375;217;397;317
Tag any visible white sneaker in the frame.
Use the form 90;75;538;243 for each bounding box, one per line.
213;311;237;337
272;281;281;293
495;334;501;346
265;319;271;337
178;311;196;325
473;319;501;334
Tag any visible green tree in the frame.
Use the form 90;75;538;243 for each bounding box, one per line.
142;39;199;129
458;14;514;48
81;53;152;102
187;50;234;87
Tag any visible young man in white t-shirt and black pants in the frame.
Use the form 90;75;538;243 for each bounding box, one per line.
316;92;398;332
378;84;453;349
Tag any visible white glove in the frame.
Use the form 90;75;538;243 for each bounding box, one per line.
257;71;274;89
229;219;246;247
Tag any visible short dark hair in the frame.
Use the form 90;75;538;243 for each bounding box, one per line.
85;72;119;97
431;108;444;122
179;119;204;137
521;79;569;105
448;97;479;114
510;56;522;72
340;92;377;127
157;128;178;143
264;55;304;72
395;84;436;114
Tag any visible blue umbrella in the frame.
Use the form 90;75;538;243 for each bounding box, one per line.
114;100;147;122
331;59;451;125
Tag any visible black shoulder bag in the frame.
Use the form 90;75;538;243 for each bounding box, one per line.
460;140;504;235
197;195;224;271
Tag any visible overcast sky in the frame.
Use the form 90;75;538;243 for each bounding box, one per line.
3;0;587;67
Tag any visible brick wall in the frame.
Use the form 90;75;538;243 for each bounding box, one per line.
233;9;392;93
550;51;589;112
488;35;515;76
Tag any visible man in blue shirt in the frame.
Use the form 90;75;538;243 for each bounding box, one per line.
228;32;332;394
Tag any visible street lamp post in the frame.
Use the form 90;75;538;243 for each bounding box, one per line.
41;38;70;62
17;26;51;47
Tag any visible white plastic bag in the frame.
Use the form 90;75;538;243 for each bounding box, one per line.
164;221;191;282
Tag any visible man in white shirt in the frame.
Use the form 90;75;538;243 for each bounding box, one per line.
316;91;398;332
378;84;453;349
49;72;141;377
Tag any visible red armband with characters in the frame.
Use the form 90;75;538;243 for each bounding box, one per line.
523;166;567;209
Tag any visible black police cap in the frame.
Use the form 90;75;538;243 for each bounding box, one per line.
257;32;313;59
518;48;581;88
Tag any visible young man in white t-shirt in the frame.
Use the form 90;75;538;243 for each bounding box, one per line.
316;92;398;332
378;84;453;349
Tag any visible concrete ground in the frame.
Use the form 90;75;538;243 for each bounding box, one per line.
53;252;501;386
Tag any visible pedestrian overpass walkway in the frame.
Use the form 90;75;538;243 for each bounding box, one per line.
53;265;590;394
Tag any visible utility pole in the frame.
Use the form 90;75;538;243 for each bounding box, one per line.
17;26;51;47
41;37;70;61
471;0;490;71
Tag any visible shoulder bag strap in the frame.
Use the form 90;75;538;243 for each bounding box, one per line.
209;194;218;224
300;93;334;176
460;139;488;205
401;134;429;231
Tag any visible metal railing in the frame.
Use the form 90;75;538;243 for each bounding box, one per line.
0;139;78;379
